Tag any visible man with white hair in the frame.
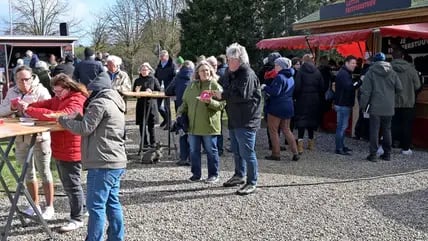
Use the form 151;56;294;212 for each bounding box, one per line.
25;50;40;69
214;43;262;195
106;55;132;93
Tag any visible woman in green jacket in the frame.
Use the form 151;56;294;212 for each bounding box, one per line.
178;61;225;183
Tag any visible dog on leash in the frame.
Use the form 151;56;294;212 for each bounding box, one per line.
141;142;163;164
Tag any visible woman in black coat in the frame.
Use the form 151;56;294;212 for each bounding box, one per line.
294;54;324;154
133;62;161;147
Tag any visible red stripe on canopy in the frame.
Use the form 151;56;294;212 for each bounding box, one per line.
256;35;309;50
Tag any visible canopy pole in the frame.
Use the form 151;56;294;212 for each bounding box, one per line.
357;41;364;58
305;36;314;56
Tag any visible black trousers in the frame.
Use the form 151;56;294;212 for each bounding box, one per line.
369;115;392;156
392;107;415;150
140;113;156;146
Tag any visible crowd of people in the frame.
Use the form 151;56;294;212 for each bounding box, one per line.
0;41;423;240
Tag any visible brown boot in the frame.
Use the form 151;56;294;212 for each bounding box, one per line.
297;139;304;154
308;139;315;150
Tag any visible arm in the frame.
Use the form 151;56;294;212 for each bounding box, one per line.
263;75;283;97
118;72;132;92
412;70;421;92
26;96;85;121
153;77;161;91
360;74;372;109
0;90;16;117
165;77;176;96
73;64;80;81
177;87;189;115
58;99;105;136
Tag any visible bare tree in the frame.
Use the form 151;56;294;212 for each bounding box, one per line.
90;14;110;52
9;0;81;35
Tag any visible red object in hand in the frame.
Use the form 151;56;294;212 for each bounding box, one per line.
0;119;4;125
200;90;213;101
11;97;21;108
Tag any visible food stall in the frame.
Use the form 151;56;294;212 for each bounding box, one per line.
257;0;428;147
0;35;78;99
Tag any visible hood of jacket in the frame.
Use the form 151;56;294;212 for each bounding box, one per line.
177;66;193;79
301;62;317;74
370;61;394;77
94;89;126;113
391;59;412;73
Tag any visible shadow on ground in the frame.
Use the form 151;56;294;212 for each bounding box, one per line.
366;188;428;233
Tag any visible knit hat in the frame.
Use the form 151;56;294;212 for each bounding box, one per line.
87;72;111;91
84;47;95;58
274;57;292;70
176;56;184;65
267;52;282;65
374;52;386;62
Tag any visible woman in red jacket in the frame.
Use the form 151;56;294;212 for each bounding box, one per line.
24;73;88;233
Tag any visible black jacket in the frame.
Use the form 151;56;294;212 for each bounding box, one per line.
73;58;104;86
132;75;161;125
294;62;324;128
155;57;176;87
335;66;360;107
52;62;75;78
221;64;262;130
165;66;193;110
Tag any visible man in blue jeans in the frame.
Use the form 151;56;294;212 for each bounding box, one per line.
59;72;127;241
334;55;360;155
214;43;262;195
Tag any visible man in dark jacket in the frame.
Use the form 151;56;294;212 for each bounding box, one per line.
165;60;194;166
360;52;403;162
52;55;75;78
155;50;176;129
73;48;104;86
391;49;421;155
334;55;360;155
214;43;262;195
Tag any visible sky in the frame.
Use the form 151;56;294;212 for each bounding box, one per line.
0;0;112;45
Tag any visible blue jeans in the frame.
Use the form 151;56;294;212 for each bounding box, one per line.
188;135;219;178
86;168;125;241
229;128;258;185
179;134;190;161
335;105;351;152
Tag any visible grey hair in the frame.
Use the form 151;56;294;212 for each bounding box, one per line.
182;60;195;70
139;62;154;73
206;56;217;68
16;59;24;65
106;55;123;67
226;43;249;65
35;61;49;70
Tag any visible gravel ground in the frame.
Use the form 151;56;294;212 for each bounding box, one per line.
1;107;427;241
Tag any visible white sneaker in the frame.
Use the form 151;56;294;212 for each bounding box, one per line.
23;205;41;216
42;206;55;220
59;220;84;233
401;149;413;155
377;146;384;156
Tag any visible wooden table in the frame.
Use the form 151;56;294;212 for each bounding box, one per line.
122;91;177;158
0;119;63;241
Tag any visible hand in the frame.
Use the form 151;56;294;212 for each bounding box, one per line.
261;84;266;90
145;88;152;93
200;97;211;104
17;100;29;112
213;90;222;100
135;86;142;92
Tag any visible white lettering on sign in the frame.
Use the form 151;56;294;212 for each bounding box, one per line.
402;40;428;50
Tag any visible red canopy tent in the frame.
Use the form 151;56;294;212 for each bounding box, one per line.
256;35;309;50
379;23;428;39
256;29;372;58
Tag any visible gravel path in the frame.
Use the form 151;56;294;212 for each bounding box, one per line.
1;115;427;241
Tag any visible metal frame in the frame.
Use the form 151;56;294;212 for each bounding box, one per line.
0;134;54;240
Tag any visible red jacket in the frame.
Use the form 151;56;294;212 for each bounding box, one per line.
26;91;87;162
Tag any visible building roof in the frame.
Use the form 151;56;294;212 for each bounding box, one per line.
0;35;78;42
296;0;428;25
